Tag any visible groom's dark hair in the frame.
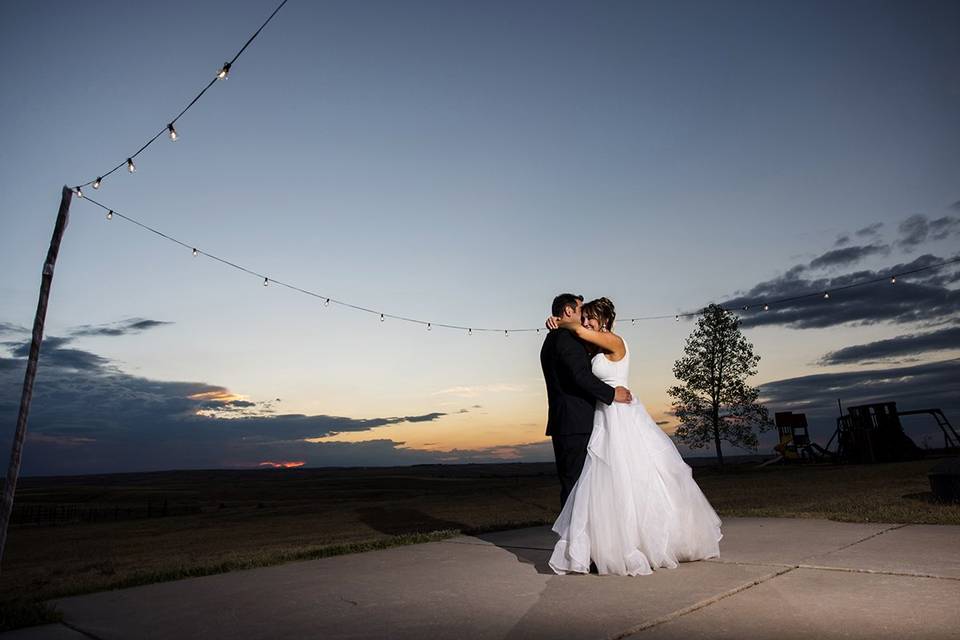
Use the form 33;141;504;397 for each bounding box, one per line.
552;293;583;318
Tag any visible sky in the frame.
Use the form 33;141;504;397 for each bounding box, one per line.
1;0;958;476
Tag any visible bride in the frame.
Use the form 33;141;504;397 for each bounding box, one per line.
545;297;722;576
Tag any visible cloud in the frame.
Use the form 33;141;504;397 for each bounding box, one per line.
0;334;456;476
720;253;960;330
855;222;883;238
833;234;850;247
69;317;173;338
2;336;112;371
433;384;525;398
897;214;960;250
0;322;28;335
808;244;890;270
757;358;960;447
819;325;960;365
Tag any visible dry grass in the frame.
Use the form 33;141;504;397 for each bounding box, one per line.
1;457;957;630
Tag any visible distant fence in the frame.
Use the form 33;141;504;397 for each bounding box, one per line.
10;500;202;526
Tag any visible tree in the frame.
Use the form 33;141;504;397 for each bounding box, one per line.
667;303;773;467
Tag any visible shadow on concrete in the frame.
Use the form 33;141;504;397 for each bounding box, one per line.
357;507;557;575
472;533;555;575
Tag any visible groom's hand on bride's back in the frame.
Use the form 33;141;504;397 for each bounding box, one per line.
614;386;632;403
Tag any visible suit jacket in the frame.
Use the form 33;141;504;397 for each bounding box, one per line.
540;329;616;436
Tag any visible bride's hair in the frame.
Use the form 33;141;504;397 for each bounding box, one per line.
582;297;616;331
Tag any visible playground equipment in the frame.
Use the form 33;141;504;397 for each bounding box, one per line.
764;402;958;465
772;411;835;462
825;402;960;464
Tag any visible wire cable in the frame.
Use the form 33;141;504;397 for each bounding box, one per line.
75;194;960;334
74;0;289;191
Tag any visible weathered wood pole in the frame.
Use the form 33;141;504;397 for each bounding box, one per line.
0;186;73;572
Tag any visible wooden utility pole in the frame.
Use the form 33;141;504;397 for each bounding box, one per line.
0;186;73;572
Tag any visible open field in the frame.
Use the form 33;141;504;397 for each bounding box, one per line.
1;456;958;629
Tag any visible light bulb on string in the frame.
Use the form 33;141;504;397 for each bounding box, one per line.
75;186;83;198
468;328;472;336
106;210;113;220
263;278;269;287
217;62;231;80
891;276;896;284
192;248;198;257
763;304;769;311
93;177;102;190
504;330;509;337
823;292;830;299
380;314;384;322
427;323;432;331
127;158;136;173
167;123;178;141
324;298;330;307
675;315;680;321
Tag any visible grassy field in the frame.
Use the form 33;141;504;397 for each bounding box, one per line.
1;457;958;629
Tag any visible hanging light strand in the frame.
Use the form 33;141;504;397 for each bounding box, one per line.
72;0;289;192
76;195;960;334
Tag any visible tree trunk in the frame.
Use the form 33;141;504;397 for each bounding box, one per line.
712;405;724;468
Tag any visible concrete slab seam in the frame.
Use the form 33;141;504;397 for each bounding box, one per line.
795;563;960;582
796;523;908;563
610;566;797;639
59;621;105;640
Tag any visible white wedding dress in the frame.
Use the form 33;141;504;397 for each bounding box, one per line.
549;339;723;576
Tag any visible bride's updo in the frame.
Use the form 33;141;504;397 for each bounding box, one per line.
582;297;616;331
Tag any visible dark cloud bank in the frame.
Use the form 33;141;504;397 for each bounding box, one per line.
0;321;546;476
708;212;960;451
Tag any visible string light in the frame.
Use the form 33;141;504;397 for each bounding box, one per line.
380;314;384;322
71;0;289;190
72;194;960;335
505;330;509;337
75;187;83;198
891;276;896;284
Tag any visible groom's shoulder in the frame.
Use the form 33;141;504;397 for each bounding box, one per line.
552;329;582;351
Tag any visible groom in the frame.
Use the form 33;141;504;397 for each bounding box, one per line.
541;293;632;507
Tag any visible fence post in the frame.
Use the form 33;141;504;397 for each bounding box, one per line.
0;186;73;573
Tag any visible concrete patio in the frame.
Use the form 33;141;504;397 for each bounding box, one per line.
4;517;959;639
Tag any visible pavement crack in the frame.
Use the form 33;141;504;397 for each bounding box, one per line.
60;621;107;640
612;566;796;639
795;563;960;582
796;523;908;563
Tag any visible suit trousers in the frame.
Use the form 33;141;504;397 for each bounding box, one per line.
551;432;591;509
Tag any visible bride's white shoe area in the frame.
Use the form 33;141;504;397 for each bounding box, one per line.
550;341;723;576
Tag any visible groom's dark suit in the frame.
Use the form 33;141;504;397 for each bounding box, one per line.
540;329;615;507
